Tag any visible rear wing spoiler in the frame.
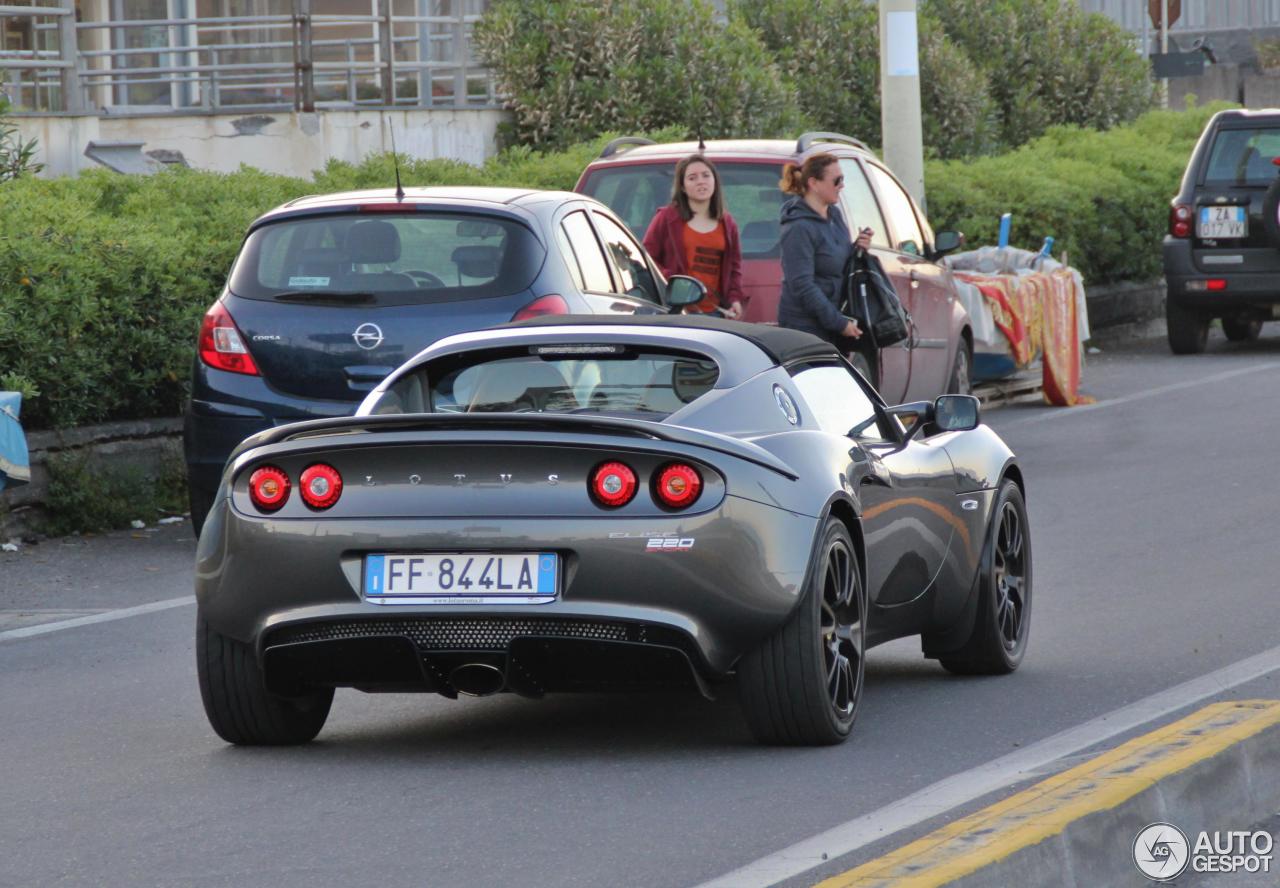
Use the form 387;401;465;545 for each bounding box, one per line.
230;413;799;480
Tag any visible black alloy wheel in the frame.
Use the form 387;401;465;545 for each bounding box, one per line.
940;479;1032;675
739;517;866;745
821;535;864;720
991;496;1028;656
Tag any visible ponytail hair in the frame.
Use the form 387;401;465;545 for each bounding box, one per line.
779;152;839;195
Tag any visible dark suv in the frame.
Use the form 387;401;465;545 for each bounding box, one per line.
576;132;971;405
1163;109;1280;353
184;187;701;534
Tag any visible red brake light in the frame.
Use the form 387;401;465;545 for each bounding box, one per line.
249;465;290;512
1207;279;1227;291
299;463;343;510
653;463;702;510
512;294;570;321
590;461;637;508
199;303;260;375
1170;203;1192;239
358;203;413;213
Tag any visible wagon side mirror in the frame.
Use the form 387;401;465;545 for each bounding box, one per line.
931;230;964;258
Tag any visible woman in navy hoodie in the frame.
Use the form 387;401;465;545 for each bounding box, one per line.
777;152;873;343
642;154;745;318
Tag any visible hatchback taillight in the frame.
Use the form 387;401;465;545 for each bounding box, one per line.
590;461;637;508
1169;203;1192;239
512;294;569;321
249;465;290;512
653;463;702;510
299;463;343;510
198;303;260;375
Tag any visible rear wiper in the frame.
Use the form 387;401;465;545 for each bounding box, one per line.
273;290;376;304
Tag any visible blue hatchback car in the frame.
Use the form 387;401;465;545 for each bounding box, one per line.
184;187;703;533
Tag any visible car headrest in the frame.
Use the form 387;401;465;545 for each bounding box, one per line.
452;244;501;279
345;220;401;264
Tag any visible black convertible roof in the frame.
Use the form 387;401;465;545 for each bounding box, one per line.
509;315;840;365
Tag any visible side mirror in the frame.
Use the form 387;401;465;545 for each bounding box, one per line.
932;230;964;257
933;394;980;432
667;274;707;311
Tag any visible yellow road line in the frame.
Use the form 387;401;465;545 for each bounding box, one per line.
814;700;1280;888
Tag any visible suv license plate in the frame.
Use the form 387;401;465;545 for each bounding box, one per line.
364;552;558;604
1198;206;1247;239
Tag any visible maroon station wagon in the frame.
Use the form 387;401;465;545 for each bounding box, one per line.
575;133;973;403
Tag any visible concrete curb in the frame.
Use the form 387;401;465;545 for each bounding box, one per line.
948;718;1280;887
813;702;1280;888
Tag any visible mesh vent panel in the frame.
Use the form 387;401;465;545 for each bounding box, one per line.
269;617;644;651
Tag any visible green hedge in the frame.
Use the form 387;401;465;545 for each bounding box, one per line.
924;102;1227;286
0;109;1225;431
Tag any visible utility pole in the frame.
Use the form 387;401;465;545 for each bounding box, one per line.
879;0;925;212
1161;0;1169;108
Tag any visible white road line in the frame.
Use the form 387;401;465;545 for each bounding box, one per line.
692;643;1280;888
0;595;195;642
1001;360;1280;427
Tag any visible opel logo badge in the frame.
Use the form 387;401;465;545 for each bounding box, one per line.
353;323;384;350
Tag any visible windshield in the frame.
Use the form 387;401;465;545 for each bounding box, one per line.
1203;128;1280;186
368;347;720;418
228;212;545;305
581;161;788;259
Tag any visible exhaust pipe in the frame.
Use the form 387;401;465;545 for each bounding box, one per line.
448;662;505;697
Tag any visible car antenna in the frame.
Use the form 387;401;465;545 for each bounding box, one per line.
388;120;405;202
697;125;706;153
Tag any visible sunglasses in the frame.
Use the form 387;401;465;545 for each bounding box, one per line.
831;175;845;186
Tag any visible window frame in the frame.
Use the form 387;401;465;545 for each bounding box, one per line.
864;161;930;258
589;208;666;304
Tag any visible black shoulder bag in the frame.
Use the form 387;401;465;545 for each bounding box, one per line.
842;248;910;349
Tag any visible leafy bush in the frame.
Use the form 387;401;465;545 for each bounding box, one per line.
42;449;187;536
0;96;43;181
925;103;1228;285
474;0;798;151
733;0;997;159
921;0;1156;149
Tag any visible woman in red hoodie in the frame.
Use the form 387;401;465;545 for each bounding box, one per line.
642;155;745;319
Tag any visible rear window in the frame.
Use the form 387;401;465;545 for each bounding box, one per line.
228;212;545;305
1203;127;1280;186
369;346;719;418
581;162;788;259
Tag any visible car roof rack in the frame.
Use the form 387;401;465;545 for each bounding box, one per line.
599;136;657;158
796;131;870;154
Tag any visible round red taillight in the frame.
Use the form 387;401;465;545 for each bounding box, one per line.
248;465;290;512
653;463;702;509
590;461;637;508
299;463;343;510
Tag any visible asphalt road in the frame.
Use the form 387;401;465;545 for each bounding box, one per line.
4;327;1280;888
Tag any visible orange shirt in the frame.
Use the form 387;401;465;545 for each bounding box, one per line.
682;222;725;313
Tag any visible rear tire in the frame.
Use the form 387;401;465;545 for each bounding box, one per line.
947;339;973;395
940;480;1032;675
738;518;865;746
197;616;333;745
1222;315;1263;342
1166;301;1209;354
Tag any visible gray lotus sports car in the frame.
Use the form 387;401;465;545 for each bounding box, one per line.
195;315;1031;747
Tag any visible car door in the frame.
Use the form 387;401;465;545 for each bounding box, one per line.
790;361;957;625
864;162;954;401
836;157;910;404
555;207;663;316
589;209;669;315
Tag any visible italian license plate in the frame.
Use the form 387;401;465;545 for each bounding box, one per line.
364;552;558;604
1198;206;1247;238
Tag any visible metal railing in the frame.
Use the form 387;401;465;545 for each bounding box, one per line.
0;1;498;114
